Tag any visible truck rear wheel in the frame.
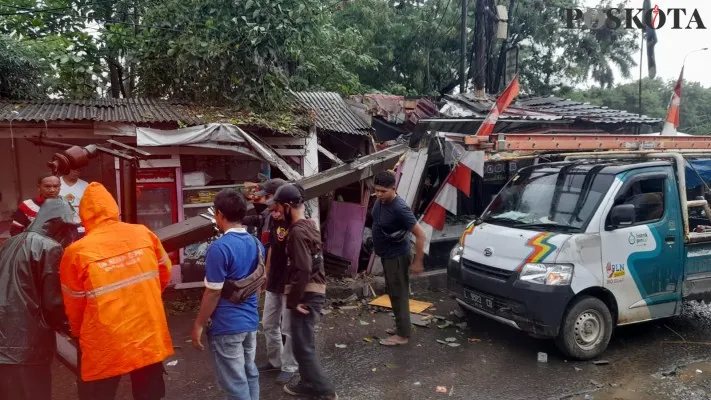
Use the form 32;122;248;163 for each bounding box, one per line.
555;296;612;360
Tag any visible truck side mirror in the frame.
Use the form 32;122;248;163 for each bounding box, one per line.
610;204;636;228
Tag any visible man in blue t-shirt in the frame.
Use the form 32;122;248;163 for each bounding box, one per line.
191;189;264;400
371;171;426;346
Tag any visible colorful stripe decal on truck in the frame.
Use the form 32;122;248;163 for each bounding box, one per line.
517;232;558;271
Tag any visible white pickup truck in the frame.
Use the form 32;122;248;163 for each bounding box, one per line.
448;152;711;359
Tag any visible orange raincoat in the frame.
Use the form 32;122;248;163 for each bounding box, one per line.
60;183;173;381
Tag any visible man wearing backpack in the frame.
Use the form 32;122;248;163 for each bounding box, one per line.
192;189;264;400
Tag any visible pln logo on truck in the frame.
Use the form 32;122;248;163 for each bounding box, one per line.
606;262;626;284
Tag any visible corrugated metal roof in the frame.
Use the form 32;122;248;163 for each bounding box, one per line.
442;94;663;125
0;98;201;125
293;92;372;136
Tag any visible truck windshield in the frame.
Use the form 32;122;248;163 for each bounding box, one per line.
482;164;615;233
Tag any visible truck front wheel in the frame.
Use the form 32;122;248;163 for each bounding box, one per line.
555;296;613;360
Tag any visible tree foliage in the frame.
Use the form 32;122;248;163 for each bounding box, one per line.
0;35;50;99
0;0;642;106
509;0;637;94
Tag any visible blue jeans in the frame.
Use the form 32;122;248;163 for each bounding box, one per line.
208;331;259;400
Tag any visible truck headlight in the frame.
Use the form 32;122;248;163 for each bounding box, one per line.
519;263;574;286
449;244;464;264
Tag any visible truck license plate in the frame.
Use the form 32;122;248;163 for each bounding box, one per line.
464;289;495;312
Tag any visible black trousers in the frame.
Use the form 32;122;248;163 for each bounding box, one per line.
382;252;412;338
0;363;51;400
78;362;165;400
291;292;336;397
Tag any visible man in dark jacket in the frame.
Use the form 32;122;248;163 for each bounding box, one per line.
254;178;299;384
244;178;287;246
268;184;337;400
0;198;78;400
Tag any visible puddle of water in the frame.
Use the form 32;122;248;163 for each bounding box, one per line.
677;362;711;384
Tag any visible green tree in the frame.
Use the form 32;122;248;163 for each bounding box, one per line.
509;0;638;94
0;0;142;98
135;0;338;108
0;35;50;99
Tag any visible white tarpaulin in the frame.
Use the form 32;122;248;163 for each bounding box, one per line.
137;123;246;146
136;123;302;180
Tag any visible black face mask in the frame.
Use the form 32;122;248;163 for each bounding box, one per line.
253;203;267;214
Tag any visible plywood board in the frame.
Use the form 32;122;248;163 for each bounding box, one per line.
369;294;433;314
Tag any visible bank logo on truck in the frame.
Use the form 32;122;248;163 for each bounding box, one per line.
628;232;650;246
516;232;558;271
606;262;626;284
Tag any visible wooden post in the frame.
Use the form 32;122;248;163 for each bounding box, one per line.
303;126;320;230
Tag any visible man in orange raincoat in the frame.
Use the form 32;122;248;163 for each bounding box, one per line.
60;182;173;400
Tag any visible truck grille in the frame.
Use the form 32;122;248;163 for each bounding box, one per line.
462;259;514;281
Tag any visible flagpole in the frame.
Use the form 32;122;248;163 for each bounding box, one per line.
638;30;644;117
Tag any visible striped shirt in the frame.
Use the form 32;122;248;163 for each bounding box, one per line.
11;197;45;236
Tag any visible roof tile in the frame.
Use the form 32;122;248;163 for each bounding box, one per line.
293;92;372;135
0;98;201;125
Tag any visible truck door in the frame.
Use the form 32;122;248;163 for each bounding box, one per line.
599;168;683;324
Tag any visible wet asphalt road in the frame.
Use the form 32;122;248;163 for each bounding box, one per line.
51;290;711;400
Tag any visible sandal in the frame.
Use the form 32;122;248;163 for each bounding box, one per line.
379;337;408;346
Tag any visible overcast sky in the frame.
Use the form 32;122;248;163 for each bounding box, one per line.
581;0;711;88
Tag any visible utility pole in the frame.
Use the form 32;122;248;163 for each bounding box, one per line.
460;0;468;93
474;0;486;95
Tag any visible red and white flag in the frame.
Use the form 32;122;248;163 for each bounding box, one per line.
475;74;520;137
419;151;485;253
661;67;683;136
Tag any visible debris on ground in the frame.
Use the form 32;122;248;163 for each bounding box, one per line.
455;322;468;330
575;367;582;372
436;386;448;393
321;309;333;316
589;379;604;388
437;320;453;329
334;294;358;305
447;343;461;348
412;314;432;328
414;382;422;386
445;337;457;342
385;362;397;369
363;337;373;343
371;368;377;372
167;360;178;367
696;369;703;374
592;360;610;366
451;309;465;319
437;339;448;345
359;320;370;326
369;295;433;314
537;352;548;363
467;338;481;343
661;366;680;377
335;344;347;349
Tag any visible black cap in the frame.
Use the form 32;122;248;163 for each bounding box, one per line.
267;183;304;206
254;178;287;197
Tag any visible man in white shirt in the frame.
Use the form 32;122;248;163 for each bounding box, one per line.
60;169;89;235
60;169;89;209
